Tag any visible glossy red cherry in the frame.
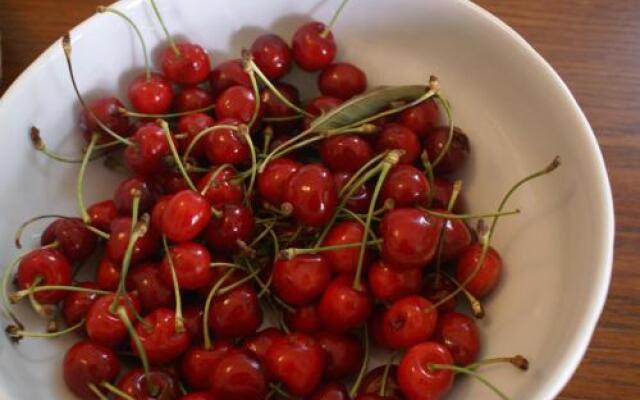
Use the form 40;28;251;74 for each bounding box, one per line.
128;72;174;114
455;243;502;298
318;62;367;100
180;340;233;390
85;293;140;348
261;82;301;134
204;119;250;166
16;248;72;304
368;260;422;302
316;331;363;380
283;164;337;227
196;166;244;208
311;383;350;400
126;262;174;312
304;95;343;128
124;123;172;176
215;86;258;123
431;176;465;212
320;134;373;173
243;327;284;364
177;113;215;160
359;365;403;400
151;195;171;232
318;276;372;333
206;204;255;253
63;340;120;399
424;126;470;174
161;42;211;85
161;190;212;243
333;171;372;214
272;254;332;306
433;211;473;262
321;220;371;275
257;157;301;206
87;200;119;233
397;342;454;400
251;33;292;80
175;86;214;113
266;333;327;396
96;256;120;291
209;350;267;400
380;208;442;270
208;284;262;338
292;22;336;71
113;176;157;215
117;367;181;399
160;242;213;290
41;218;97;263
377;123;421;165
434;311;480;365
209;59;250;95
382;295;438;349
133;308;191;365
424;273;458;313
380;165;430;207
106;217;159;264
183;304;205;345
79;96;130;142
62;281;100;326
284;304;323;334
399;99;440;137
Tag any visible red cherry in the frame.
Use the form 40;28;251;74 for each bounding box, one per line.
41;218;97;263
208;284;262;338
85;293;140;348
251;33;292;80
204;118;250;166
209;59;250;95
321;221;371;275
284;304;323;334
359;365;403;400
380;165;430;208
133;308;191;365
284;164;337;227
117;367;180;399
124;123;172;176
128;72;174;114
209;350;267;400
380;208;442;270
310;382;350;400
177;113;216;160
106;217;159;264
320;134;373;173
161;190;212;243
424;273;458;313
87;200;119;233
126;262;174;312
455;243;502;298
333;172;372;214
318;276;372;333
257;157;301;206
424;126;470;174
205;204;255;253
431;176;465;212
180;341;232;391
63;340;120;399
243;327;284;364
316;331;363;380
161;42;211;85
266;333;327;396
113;176;157;215
399;99;440;137
215;86;258;123
96;256;120;291
304;95;343;129
78;96;130;142
368;305;391;349
196;166;244;208
433;211;473;262
174;86;214;113
156;170;203;195
16;248;72;304
62;282;100;326
180;393;215;400
397;342;454;400
434;311;480;365
382;296;438;349
261;82;301;134
292;22;336;71
368;260;422;302
183;304;205;345
377;123;421;165
272;254;332;306
151;195;171;232
318;62;367;100
160;242;213;290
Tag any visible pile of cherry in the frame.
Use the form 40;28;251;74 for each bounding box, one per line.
4;1;559;399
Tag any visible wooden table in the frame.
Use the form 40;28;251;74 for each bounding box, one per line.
0;1;638;398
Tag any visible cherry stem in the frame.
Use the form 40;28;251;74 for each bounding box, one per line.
441;271;484;318
263;115;304;123
268;383;292;399
29;126;104;164
74;133;100;223
259;125;315;173
249;221;276;248
61;34;133;146
88;384;109;400
98;6;150;80
433;179;463;283
429;94;455;169
429;363;511;400
466;355;529;371
379;352;398;396
248;59;311;117
217;268;261;296
240;125;258;205
349;325;370;397
5;318;84;342
10;286;111;303
322;0;351;37
158;120;197;191
241;259;293;312
13;214;106;249
339;151;388;198
422;151;436;206
338;209;382;250
200;163;233;197
1;253;28;330
282;239;382;260
120;103;215;119
202;269;235;349
161;236;185;333
117;306;157;395
243;53;262;129
265;134;325;163
182;124;239;163
262;126;274;155
148;0;180;56
421;208;521;220
100;382;135;400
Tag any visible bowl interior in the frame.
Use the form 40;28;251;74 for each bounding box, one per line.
0;0;613;399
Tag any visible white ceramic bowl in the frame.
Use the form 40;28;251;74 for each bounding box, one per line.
0;0;614;399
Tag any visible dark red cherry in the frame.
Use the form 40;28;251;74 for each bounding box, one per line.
368;305;391;349
209;350;267;400
133;308;191;365
208;284;262;338
215;86;258;123
157;170;203;195
424;273;458;313
78;96;130;142
380;165;430;207
62;281;100;326
160;242;213;290
284;304;323;334
304;95;343;129
310;383;350;400
424;126;470;174
85;293;140;348
318;276;372;333
316;331;363;380
117;367;180;400
272;254;332;306
399;99;440;137
177;113;215;160
96;256;120;291
382;296;438;349
243;327;284;364
126;262;174;312
320;134;373;173
209;59;250;95
41;218;97;263
124;123;172;176
397;342;454;400
434;311;480;365
113;176;157;215
377;123;421;165
180;340;232;391
16;248;72;304
261;82;301;134
455;243;502;298
292;22;336;71
106;217;159;264
359;365;403;400
318;62;367;100
333;171;372;214
87;200;119;233
251;33;292;80
128;72;174;114
161;42;211;85
183;304;205;345
266;333;327;396
380;208;442;270
432;211;473;262
283;164;337;227
175;86;214;113
196;166;244;208
431;176;466;212
162;190;212;243
257;157;301;206
368;260;422;302
321;220;371;275
180;393;215;400
204;118;250;166
63;340;120;399
206;204;255;253
151;195;172;232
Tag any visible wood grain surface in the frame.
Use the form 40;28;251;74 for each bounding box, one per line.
0;0;639;398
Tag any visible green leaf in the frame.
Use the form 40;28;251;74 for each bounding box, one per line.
310;85;428;131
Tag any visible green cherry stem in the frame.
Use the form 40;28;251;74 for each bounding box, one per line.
117;306;157;395
202;269;235;349
100;382;135;400
429;94;454;169
14;214;108;249
111;213;148;312
119;103;215;119
321;0;351;38
10;286;111;303
239;125;258;204
379;352;399;396
158;119;197;191
338;151;388;198
1;253;29;329
429;364;511;400
420;208;521;220
148;0;180;56
182;124;239;163
200;163;234;197
466;355;529;371
433;179;462;282
88;384;109;400
77;133;100;223
349;325;370;398
29;126;106;164
440;271;484;319
161;236;185;333
263;115;304;123
248;59;311;117
262;126;274;156
282;240;382;260
243;53;262;129
268;383;292;399
5;319;85;342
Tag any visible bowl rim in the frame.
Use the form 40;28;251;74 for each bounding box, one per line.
0;0;615;399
